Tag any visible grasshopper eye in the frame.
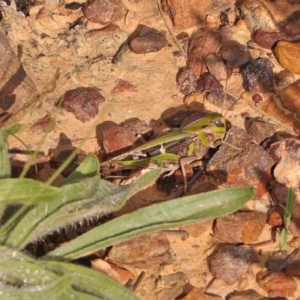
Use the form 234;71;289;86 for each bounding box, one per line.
213;118;224;127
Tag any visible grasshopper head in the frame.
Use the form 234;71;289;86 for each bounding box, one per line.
182;113;226;147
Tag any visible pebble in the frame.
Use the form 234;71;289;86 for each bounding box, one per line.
207;126;275;198
111;79;137;93
197;72;223;93
241;58;275;93
177;68;198;95
128;24;168;54
187;28;221;77
102;124;138;156
275;41;300;75
214;211;267;244
218;40;251;69
256;270;297;295
60;87;105;122
208;244;253;285
82;0;128;25
275;69;295;91
108;233;170;268
205;53;228;82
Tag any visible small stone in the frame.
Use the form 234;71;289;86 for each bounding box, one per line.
162;109;194;127
31;114;55;133
241;58;275;93
214;211;266;244
244;117;276;144
275;41;300;75
60;87;105;122
219;40;251;69
128;24;167;54
227;289;265;300
206;91;236;110
206;279;234;299
205;53;228;82
275;69;295;91
279;10;300;43
279;79;300;114
205;14;217;26
120;118;153;139
82;0;128;25
187;29;221;77
207;127;275;198
266;251;288;272
49;142;86;177
182;288;222;300
111;79;137;93
268;139;300;187
156;272;188;300
208;245;253;285
238;0;278;34
197;72;223;93
91;259;133;284
102;125;138;156
177;69;198;95
176;31;189;43
108;232;170;268
252;29;283;49
256;270;297;294
267;206;284;227
284;256;300;278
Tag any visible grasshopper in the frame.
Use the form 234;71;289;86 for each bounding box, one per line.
101;112;226;192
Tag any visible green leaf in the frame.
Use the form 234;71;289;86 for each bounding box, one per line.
4;169;161;248
0;246;139;300
0;178;63;203
2;124;21;139
58;153;100;186
42;261;139;300
0;133;11;179
280;186;295;251
47;186;254;260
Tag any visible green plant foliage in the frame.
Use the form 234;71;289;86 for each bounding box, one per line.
47;186;254;260
0;246;138;300
0;125;255;300
280;186;295;251
4;168;162;248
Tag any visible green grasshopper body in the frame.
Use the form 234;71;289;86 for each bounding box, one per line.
101;112;226;181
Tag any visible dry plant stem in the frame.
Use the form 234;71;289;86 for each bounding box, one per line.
155;0;187;59
248;101;294;134
175;168;204;197
131;271;145;292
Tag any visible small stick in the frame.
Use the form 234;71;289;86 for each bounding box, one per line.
155;0;187;59
131;271;145;292
175;167;204;197
248;101;294;134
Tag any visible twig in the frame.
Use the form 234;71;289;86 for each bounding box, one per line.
155;0;187;60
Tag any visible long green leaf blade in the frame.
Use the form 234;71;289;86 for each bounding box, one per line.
0;178;63;203
5;169;161;248
0;246;138;300
42;261;139;300
47;186;254;260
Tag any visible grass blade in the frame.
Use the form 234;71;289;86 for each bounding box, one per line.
280;186;295;251
47;186;254;260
